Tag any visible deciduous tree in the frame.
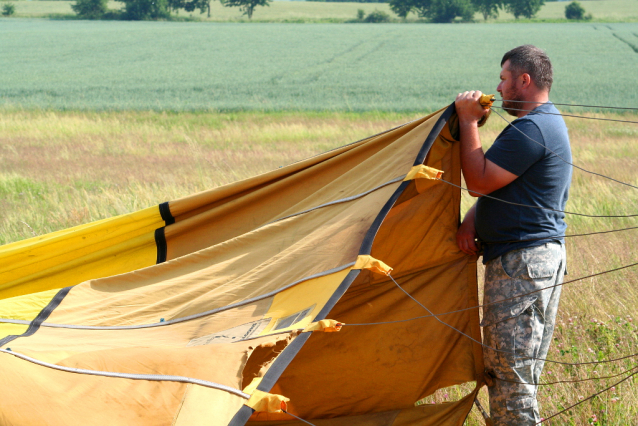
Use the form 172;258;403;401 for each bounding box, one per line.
504;0;543;19
390;0;474;22
117;0;170;19
71;0;108;19
222;0;270;19
471;0;502;20
565;0;589;20
1;2;15;16
427;0;474;22
389;0;415;19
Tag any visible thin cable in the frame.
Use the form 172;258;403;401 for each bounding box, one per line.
494;105;638;125
492;108;638;191
387;272;638;367
0;348;250;398
494;99;638;113
283;409;318;426
535;369;638;425
496;364;638;386
345;261;638;325
438;178;638;218
481;225;638;245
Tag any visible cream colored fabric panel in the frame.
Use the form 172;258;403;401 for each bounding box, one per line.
164;112;442;260
272;258;481;419
12;299;272;357
173;384;246;426
0;206;162;300
47;185;397;327
0;353;186;426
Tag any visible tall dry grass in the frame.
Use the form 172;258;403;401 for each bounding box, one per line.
1;109;637;425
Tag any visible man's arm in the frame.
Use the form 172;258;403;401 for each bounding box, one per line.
455;91;518;196
457;203;478;255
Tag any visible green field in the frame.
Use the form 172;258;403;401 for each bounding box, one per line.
3;0;638;22
1;20;637;111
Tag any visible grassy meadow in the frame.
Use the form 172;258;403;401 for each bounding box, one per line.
2;108;638;425
1;20;638;111
3;0;638;22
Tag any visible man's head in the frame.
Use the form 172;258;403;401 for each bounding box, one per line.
497;45;553;116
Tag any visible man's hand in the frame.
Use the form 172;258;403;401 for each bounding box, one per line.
455;91;488;124
457;204;479;256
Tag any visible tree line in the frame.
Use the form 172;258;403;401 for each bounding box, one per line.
72;0;269;20
389;0;545;22
70;0;588;22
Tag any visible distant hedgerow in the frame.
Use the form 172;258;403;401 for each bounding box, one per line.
364;9;391;22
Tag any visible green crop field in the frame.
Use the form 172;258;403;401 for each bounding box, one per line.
1;20;638;111
3;0;638;22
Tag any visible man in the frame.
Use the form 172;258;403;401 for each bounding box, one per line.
454;45;572;425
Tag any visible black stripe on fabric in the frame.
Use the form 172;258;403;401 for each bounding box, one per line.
159;202;175;226
227;108;453;426
228;405;254;425
0;286;73;348
155;228;168;264
413;103;456;166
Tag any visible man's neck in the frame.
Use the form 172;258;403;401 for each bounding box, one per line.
516;94;550;118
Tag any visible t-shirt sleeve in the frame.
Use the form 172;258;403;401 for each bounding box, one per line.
485;119;546;177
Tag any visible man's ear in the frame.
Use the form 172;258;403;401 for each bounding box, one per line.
519;73;532;90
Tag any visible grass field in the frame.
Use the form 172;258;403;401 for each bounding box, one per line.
1;109;637;424
3;0;638;22
1;20;638;111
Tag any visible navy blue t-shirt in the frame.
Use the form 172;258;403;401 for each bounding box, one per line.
475;102;572;263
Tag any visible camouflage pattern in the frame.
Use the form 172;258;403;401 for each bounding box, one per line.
481;242;566;426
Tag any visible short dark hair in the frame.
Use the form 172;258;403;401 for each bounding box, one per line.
501;45;553;92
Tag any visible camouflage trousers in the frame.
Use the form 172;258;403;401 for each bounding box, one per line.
482;242;566;426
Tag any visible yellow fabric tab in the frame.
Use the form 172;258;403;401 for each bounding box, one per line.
245;389;290;413
403;165;444;181
479;94;495;108
243;377;262;394
303;319;343;333
353;255;393;276
478;94;495;127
